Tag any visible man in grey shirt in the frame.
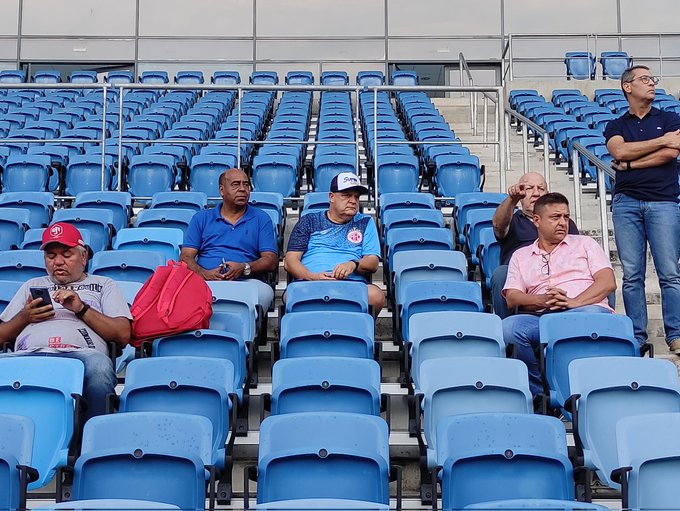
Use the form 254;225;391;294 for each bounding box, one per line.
0;222;132;420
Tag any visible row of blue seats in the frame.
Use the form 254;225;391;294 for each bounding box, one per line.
0;69;421;87
565;51;632;80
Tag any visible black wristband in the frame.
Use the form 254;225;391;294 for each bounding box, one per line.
352;259;360;270
626;161;631;170
75;304;90;319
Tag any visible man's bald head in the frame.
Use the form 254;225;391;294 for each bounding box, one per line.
518;172;548;215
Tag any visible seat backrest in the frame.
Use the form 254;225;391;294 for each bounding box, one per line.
420;358;532;467
73;191;132;234
0;413;35;511
52;208;114;252
540;313;638;415
0;250;48;280
0;192;54;229
284;280;369;314
279;311;374;359
258;412;390;504
271;357;381;415
205;280;259;343
437;413;572;511
90;249;165;282
0;207;30;250
616;412;680;511
569;356;680;488
0;357;84;489
74;411;212;511
409;311;504;387
112;227;184;262
135;208;196;235
150;191;208;211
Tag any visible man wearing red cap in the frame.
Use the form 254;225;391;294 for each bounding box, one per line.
0;222;132;420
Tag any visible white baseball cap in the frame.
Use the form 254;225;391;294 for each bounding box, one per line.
330;172;369;195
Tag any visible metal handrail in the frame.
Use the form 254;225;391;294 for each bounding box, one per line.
503;107;551;187
0;82;507;203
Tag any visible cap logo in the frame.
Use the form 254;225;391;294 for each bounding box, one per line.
50;224;64;237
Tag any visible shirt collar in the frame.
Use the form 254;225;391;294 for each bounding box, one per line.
211;203;254;224
530;235;571;255
623;106;660;120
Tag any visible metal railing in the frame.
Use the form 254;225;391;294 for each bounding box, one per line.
0;82;507;206
503;31;680;81
503;108;551;188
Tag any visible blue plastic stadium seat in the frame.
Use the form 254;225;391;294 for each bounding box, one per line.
357;71;385;86
252;154;298;197
0;207;30;250
65;155;115;195
189;154;238;197
391;71;418;86
0;357;84;490
376;154;419;195
134;208;196;235
418;357;532;468
250;71;279;85
0;250;48;280
600;52;632;79
0;413;36;511
453;192;507;245
66;412;214;511
32;70;62;84
206;280;261;344
52;208;114;253
69;71;98;84
255;412;391;505
2;155;53;192
285;71;314;85
112;227;183;263
320;71;349;86
284;281;369;314
150;191;208;211
211;71;241;85
0;70;26;83
73;191;132;234
89;250;165;282
565;52;596;80
434;154;482;198
0;280;22;313
175;71;205;84
436;413;574;511
127;155;177;198
279;311;374;359
139;71;169;84
270;357;382;416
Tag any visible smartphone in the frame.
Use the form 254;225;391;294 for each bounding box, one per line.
29;287;53;308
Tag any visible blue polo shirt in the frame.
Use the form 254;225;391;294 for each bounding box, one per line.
287;211;381;282
604;107;680;202
183;204;277;270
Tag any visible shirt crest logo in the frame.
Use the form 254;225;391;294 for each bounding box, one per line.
347;228;363;244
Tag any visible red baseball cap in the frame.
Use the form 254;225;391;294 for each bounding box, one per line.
40;222;86;250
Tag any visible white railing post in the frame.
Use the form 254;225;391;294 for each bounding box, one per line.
572;147;583;230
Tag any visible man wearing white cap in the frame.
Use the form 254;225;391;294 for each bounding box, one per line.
284;172;385;315
0;222;132;420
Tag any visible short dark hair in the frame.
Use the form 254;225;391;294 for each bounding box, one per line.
533;192;569;215
620;65;650;96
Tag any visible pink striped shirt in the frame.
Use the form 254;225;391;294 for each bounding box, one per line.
503;234;613;311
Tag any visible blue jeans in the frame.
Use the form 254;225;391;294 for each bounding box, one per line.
491;265;512;319
0;349;116;421
502;306;612;396
612;193;680;345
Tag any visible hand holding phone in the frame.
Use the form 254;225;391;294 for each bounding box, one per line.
29;287;53;308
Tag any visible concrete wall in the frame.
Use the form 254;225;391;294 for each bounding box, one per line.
2;0;680;80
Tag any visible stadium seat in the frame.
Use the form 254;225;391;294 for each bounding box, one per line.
320;71;349;86
434;154;482;198
127;155;177;198
453;192;507;245
253;412;392;505
407;311;505;389
0;70;26;83
139;70;169;84
279;311;374;359
0;357;84;490
466;500;608;511
614;412;680;511
189;154;238;197
385;227;454;272
117;356;235;469
0;250;48;280
20;228;92;251
52;208;114;252
435;413;574;510
0;192;54;228
112;227;183;262
378;192;435;223
285;71;314;85
2;155;53;193
175;71;204;84
357;71;385;86
212;71;241;85
150;191;207;211
391;71;418;86
252;154;298;197
381;209;444;234
153;329;249;402
283;280;369;314
61;411;215;511
376;155;420;195
73;191;132;234
89;250;165;282
0;280;22;314
270;357;382;416
0;413;36;511
65;155;115;195
565;52;596;80
600;52;632;79
417;357;532;468
134;208;196;234
568;357;680;491
206;281;260;344
0;207;30;250
69;71;98;84
250;71;278;85
32;70;62;83
539;313;639;417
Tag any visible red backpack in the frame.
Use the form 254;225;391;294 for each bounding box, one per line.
130;260;213;346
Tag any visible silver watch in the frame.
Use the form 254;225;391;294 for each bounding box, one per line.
243;262;252;276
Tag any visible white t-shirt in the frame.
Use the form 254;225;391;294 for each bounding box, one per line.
0;274;132;354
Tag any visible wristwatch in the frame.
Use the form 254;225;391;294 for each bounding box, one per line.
626;161;632;171
351;259;360;271
243;262;252;276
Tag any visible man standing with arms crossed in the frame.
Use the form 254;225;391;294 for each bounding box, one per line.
605;65;680;353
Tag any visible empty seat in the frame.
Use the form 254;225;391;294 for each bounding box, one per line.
254;412;392;505
112;227;183;262
127;155;177;198
0;250;48;280
73;191;132;234
52;208;114;252
284;280;369;314
0;207;30;250
89;250;165;282
0;357;84;490
434;154;481;198
0;192;54;228
600;52;632;79
565;52;596;80
150;191;207;211
2;155;53;193
135;208;196;234
0;413;36;511
279;311;374;359
63;412;214;511
206;280;260;344
139;71;169;84
65;155;115;195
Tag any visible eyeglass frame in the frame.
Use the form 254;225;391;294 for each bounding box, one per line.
625;75;660;85
540;252;551;278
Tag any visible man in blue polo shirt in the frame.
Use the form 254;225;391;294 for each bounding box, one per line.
284;172;385;316
180;168;278;311
605;65;680;353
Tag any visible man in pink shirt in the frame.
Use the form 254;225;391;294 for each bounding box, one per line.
502;192;616;396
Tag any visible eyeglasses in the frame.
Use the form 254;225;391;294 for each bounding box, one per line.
540;253;551;278
228;180;251;190
626;75;660;85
